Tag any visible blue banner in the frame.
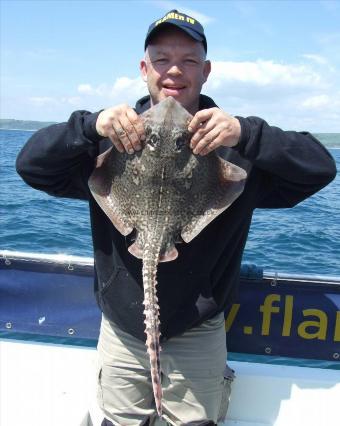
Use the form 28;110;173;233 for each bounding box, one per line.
0;254;339;362
225;277;340;362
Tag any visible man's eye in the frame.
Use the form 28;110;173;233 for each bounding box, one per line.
185;59;198;64
154;58;167;64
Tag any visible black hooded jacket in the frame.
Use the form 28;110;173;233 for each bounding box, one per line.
16;95;337;341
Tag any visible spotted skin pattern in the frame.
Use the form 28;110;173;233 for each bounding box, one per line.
88;97;247;417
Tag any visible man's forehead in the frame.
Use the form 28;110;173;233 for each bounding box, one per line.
149;46;203;57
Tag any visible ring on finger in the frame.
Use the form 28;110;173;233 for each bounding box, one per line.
115;127;126;138
194;138;209;154
203;137;212;147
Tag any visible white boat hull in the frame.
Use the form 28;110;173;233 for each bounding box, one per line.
1;339;339;426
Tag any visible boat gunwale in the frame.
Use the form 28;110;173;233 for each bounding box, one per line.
1;250;339;287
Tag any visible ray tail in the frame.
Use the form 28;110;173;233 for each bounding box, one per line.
142;238;163;417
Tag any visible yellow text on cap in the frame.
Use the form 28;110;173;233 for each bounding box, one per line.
155;12;195;26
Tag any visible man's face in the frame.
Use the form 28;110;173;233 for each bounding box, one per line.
140;28;211;114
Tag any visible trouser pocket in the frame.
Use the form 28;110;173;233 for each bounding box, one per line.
96;363;104;410
217;365;235;422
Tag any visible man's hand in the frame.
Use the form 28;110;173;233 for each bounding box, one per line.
96;104;145;154
188;108;241;155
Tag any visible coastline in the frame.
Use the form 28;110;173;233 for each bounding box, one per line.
1;127;339;148
0;128;37;132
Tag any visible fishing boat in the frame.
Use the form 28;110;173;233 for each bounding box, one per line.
0;250;339;426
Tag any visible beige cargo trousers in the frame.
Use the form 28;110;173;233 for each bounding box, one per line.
96;313;233;426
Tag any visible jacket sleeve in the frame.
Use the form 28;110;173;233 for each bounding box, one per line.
16;110;103;200
235;116;337;208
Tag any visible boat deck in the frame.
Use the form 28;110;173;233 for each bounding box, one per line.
1;339;339;426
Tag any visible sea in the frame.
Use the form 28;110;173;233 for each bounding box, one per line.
1;129;339;276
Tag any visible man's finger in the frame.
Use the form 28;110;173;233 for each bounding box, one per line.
188;108;215;133
126;108;145;143
119;114;142;151
200;136;224;156
190;120;216;149
192;128;221;155
107;132;125;153
112;119;134;154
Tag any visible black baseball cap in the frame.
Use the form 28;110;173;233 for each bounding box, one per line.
144;9;207;53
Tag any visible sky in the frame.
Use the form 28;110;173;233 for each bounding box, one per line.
1;0;340;132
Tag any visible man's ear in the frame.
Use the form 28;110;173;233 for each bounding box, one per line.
140;59;148;82
203;60;211;83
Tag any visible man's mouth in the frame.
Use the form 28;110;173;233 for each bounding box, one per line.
162;85;186;96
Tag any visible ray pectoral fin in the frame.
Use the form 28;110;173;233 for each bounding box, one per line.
181;211;217;243
88;147;133;236
159;246;178;262
129;242;178;262
218;157;248;183
216;158;247;209
128;241;143;259
88;147;113;196
90;191;133;236
181;159;247;243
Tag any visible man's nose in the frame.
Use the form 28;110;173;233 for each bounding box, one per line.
167;64;182;76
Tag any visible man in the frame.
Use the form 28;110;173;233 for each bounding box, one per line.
16;9;336;426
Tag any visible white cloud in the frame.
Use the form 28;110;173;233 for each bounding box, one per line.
24;58;339;131
302;54;328;65
77;83;107;96
301;93;340;109
200;59;339;131
63;96;82;106
30;95;83;108
77;78;147;101
29;97;58;106
315;32;340;66
77;84;94;95
207;60;323;89
301;94;330;109
111;77;147;97
27;77;147;117
301;53;336;72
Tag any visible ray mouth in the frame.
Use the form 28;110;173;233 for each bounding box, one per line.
144;147;179;159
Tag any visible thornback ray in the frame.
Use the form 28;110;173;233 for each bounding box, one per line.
88;96;247;417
